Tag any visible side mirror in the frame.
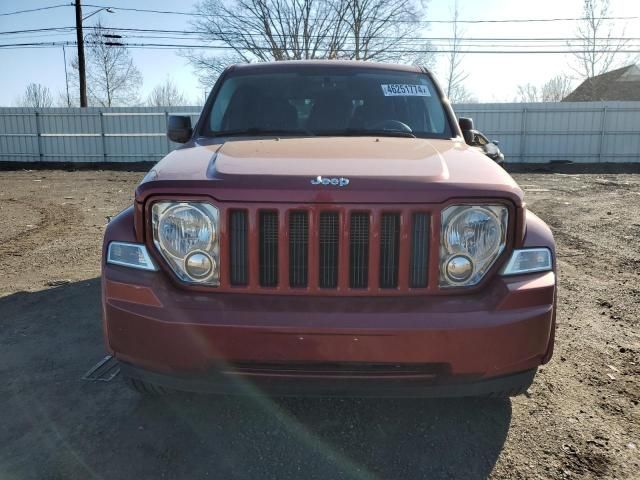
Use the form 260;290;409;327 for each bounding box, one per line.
492;140;500;146
167;115;193;144
458;117;474;145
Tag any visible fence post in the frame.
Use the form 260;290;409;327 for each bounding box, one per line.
598;105;607;163
99;110;107;161
165;111;170;154
34;110;43;160
519;106;528;163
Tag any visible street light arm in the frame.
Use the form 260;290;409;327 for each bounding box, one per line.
82;7;114;21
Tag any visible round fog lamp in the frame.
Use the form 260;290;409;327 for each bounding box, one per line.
185;252;214;279
446;255;473;282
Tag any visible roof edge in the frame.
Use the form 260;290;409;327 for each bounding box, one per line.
230;59;424;73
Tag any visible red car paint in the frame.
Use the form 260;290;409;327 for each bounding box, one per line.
102;61;556;396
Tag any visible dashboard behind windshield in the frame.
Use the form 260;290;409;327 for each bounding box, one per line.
203;68;453;139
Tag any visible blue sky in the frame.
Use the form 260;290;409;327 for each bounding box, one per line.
1;0;638;105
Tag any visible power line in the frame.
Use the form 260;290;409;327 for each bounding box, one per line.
104;34;640;49
0;27;76;35
5;36;640;50
79;3;640;24
0;32;76;41
117;45;640;54
3;26;640;44
0;4;71;16
81;3;193;16
82;26;640;42
4;40;640;55
429;15;640;24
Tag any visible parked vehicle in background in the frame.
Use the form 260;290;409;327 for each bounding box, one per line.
102;61;556;398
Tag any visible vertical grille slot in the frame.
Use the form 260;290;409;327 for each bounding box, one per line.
319;212;339;288
409;213;429;288
349;212;369;288
379;213;400;288
289;211;308;288
229;210;248;286
259;211;278;287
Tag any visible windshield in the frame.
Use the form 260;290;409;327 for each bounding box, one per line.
204;68;452;139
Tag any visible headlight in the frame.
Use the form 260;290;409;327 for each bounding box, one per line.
152;201;220;285
440;205;508;287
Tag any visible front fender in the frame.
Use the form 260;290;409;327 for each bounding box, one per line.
101;205;136;353
522;209;557;363
522;209;556;258
103;205;137;252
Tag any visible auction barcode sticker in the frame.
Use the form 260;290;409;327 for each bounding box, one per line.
381;84;431;97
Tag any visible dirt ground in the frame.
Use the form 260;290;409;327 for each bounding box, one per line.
0;169;638;479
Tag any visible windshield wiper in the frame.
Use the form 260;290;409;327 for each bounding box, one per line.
315;128;416;138
214;128;313;137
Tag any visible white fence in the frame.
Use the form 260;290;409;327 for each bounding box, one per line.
1;102;639;163
455;101;640;163
0;107;201;163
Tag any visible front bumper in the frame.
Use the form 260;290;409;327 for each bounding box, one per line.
103;261;556;395
120;361;538;398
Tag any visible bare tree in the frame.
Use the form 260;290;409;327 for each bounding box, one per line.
184;52;247;88
541;74;574;101
70;21;143;106
442;2;471;103
56;91;78;107
517;74;574;102
16;83;54;108
186;0;433;84
344;0;425;63
186;0;348;81
571;0;629;96
411;51;437;71
516;83;540;102
147;79;188;106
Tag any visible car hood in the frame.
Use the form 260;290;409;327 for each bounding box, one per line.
137;137;522;205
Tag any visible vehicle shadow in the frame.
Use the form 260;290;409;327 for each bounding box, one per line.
0;279;511;479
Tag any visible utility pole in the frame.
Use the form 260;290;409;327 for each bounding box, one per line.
75;0;87;107
62;45;71;107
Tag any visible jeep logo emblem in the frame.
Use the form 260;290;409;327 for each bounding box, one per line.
310;176;350;187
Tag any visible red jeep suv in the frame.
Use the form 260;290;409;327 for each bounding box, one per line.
102;61;556;397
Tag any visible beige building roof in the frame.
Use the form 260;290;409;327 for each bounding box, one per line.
563;64;640;101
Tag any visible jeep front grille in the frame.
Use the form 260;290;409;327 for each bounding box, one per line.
224;205;432;295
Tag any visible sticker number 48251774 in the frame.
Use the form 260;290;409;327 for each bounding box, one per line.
381;84;431;97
